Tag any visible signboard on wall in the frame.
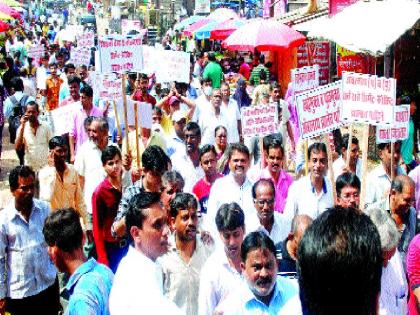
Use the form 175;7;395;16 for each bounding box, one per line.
297;41;330;86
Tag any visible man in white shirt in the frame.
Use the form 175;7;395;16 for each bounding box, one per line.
220;82;241;143
198;88;229;146
284;142;334;222
192;78;212;123
198;203;246;315
247;179;290;244
159;193;214;315
166;110;186;157
332;133;362;180
205;143;258;239
365;141;405;207
172;122;204;193
109;191;184;315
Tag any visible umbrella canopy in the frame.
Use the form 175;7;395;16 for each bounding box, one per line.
0;20;9;31
183;18;215;37
0;0;22;7
194;20;220;40
174;15;206;31
208;8;239;21
210;18;245;40
0;3;20;19
308;0;420;56
0;11;12;20
223;18;305;51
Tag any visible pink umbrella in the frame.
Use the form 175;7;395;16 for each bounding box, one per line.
210;19;245;40
223;18;306;51
208;8;239;22
183;18;215;37
0;3;20;19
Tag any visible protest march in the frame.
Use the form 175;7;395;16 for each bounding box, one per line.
0;0;419;314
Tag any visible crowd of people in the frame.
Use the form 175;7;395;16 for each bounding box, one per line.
0;2;420;315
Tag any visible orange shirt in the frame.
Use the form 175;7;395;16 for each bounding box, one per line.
45;76;63;111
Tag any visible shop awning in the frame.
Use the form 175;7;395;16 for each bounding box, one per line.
307;0;420;56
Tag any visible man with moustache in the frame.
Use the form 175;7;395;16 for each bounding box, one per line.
284;142;334;222
159;193;214;315
248;179;290;244
205;143;259;239
15;101;52;172
109;191;184;315
0;166;60;315
217;231;297;314
335;172;361;209
172;122;204;193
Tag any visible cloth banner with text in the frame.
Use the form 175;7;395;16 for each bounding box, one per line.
241;104;278;138
376;105;410;143
341;72;396;125
296;81;343;139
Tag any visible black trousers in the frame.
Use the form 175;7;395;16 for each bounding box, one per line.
6;278;61;315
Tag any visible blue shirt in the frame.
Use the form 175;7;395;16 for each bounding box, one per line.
64;258;114;315
0;199;57;299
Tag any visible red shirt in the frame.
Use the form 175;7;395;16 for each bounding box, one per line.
92;178;122;266
192;174;223;214
132;92;156;106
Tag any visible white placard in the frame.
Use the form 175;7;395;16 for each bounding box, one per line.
98;35;143;73
241;103;278;138
114;99;152;128
341;72;396;125
92;72;123;101
27;45;45;66
291;64;320;95
296;81;343;140
77;32;95;49
376;105;410;143
50;103;79;136
70;46;91;66
195;0;211;14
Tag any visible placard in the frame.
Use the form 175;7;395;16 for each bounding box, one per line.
241;104;278;138
77;32;95;49
376;105;410;143
92;72;123;100
27;45;45;66
70;46;91;66
297;42;330;86
296;81;343;139
98;35;143;73
291;65;320;95
341;72;396;125
121;19;142;35
195;0;211;14
50;103;79;136
114;99;152;128
336;45;369;77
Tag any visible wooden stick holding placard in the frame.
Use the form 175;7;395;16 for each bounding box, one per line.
346;124;353;169
134;102;141;170
359;124;370;210
304;139;309;176
324;133;337;203
390;141;395;180
112;100;122;139
122;74;130;152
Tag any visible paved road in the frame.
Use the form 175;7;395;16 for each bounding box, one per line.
0;124;18;209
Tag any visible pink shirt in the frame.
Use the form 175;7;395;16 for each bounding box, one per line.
407;234;420;315
69;105;104;154
408;165;420;213
259;167;293;213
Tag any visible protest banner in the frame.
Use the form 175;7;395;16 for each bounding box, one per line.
376;105;410;143
98;35;143;73
70;46;91;66
92;72;123;100
27;45;45;66
50;103;79;136
114;98;153;129
121;19;142;35
336;46;371;77
241;104;278;138
341;72;396;125
291;65;320;95
77;32;95;49
297;42;330;86
195;0;211;14
295;81;343;140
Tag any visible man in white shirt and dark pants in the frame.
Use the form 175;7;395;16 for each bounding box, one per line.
284;142;334;223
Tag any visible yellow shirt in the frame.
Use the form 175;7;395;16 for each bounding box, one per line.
38;164;88;228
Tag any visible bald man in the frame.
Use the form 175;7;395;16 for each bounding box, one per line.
275;214;313;278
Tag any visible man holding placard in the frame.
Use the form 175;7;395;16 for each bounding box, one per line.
283;142;334;222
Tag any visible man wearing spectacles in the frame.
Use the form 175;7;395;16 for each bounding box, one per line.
336;172;361;209
248;179;290;244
